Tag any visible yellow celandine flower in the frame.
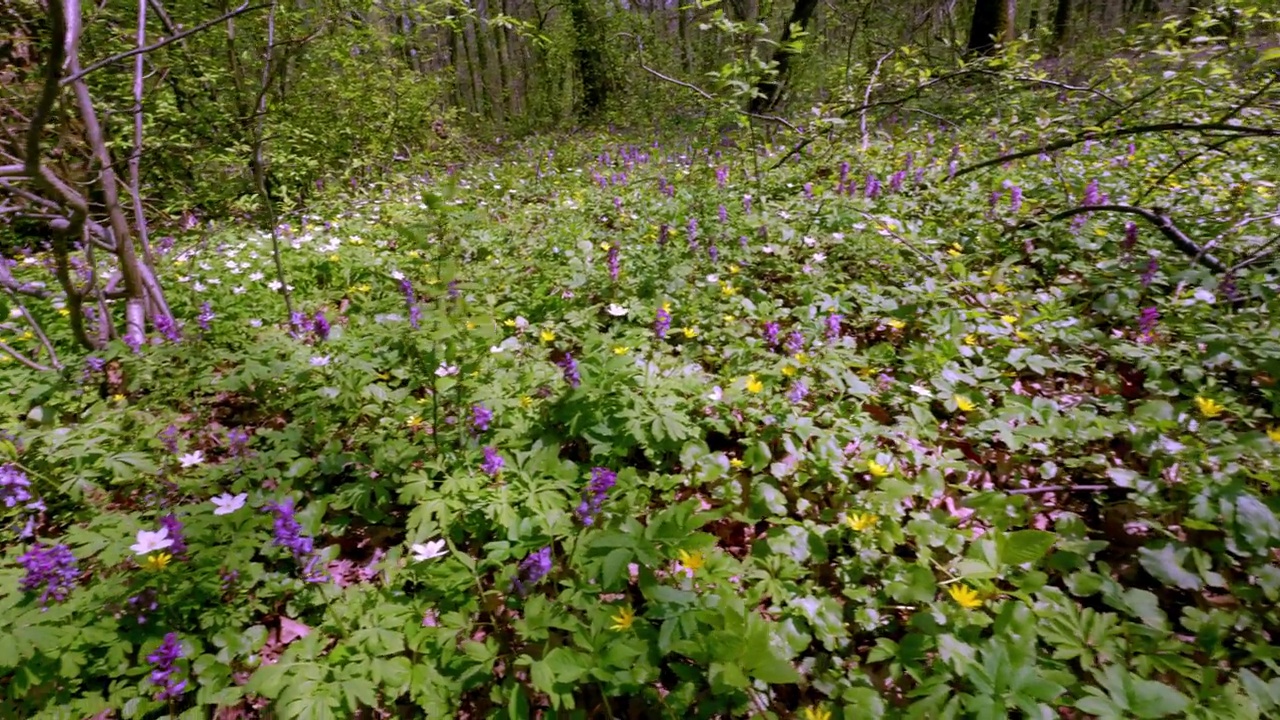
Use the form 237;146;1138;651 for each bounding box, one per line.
1015;330;1031;341
1093;227;1108;237
681;327;698;338
144;553;172;571
600;242;611;251
540;330;556;343
846;513;878;532
504;319;516;327
406;416;424;429
867;461;889;478
465;321;476;331
723;315;736;324
609;606;636;632
1195;396;1225;418
20;331;33;341
802;706;832;720
745;375;763;393
948;243;963;256
728;264;740;274
963;334;979;346
795;353;809;365
993;282;1010;293
112;394;126;403
721;283;738;297
328;254;341;262
58;308;70;317
407;250;421;258
677;549;705;574
729;458;744;468
1000;314;1018;325
1267;426;1280;442
662;302;672;313
781;365;797;377
612;346;630;355
947;584;983;609
954;395;976;412
886;318;905;330
520;396;533;408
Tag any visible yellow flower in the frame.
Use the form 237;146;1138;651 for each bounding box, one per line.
1015;330;1031;341
0;355;10;363
720;283;738;296
681;327;698;338
600;242;611;251
948;243;963;256
144;553;172;571
729;458;744;468
886;318;905;330
20;331;33;341
723;315;736;324
954;395;975;412
465;321;476;331
728;264;740;274
504;319;516;327
867;460;889;478
540;330;556;343
609;606;636;632
795;352;809;365
993;282;1010;293
1268;426;1280;443
58;308;70;317
613;346;631;355
745;375;763;394
677;549;705;573
406;416;424;429
963;334;978;346
112;393;126;403
846;513;878;532
520;396;533;408
802;706;832;720
328;254;340;262
1000;314;1018;325
781;365;797;377
1195;396;1225;418
947;584;983;609
407;249;421;258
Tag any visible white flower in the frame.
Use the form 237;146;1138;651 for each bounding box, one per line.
606;304;628;317
803;236;816;247
131;527;173;556
435;363;458;377
211;492;248;515
179;451;204;468
514;316;529;330
812;252;826;263
249;272;264;282
310;356;331;367
707;386;723;402
232;286;246;295
410;539;448;562
390;269;405;281
248;318;263;327
267;279;283;291
705;274;720;284
761;244;777;254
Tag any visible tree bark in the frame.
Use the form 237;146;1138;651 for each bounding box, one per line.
1052;0;1070;49
967;0;1003;54
747;0;820;113
567;0;609;116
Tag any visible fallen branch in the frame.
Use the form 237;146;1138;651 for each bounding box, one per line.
636;63;803;134
1047;204;1226;273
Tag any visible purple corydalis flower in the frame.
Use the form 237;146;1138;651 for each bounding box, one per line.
226;427;250;457
481;446;504;476
708;244;718;262
312;311;330;342
399;279;420;330
825;313;843;341
718;204;727;223
146;633;187;701
1;464;32;508
654;305;671;339
803;183;814;200
1141;257;1159;287
154;313;182;343
559;353;581;388
1009;185;1023;213
160;514;187;555
159;424;179;454
123;328;144;354
575;467;618;526
658;224;670;247
197;303;214;333
743;194;752;214
715;166;728;188
839;161;850;185
613;196;623;212
1137;306;1159;344
18;542;78;607
888;171;906;194
787;380;809;404
267;498;314;559
472;404;493;432
607;244;620;282
785;330;805;356
864;174;881;199
289;311;307;337
85;356;106;373
1083;179;1100;206
764;322;780;348
687;217;698;248
1123;222;1139;252
448;280;460;300
512;546;552;595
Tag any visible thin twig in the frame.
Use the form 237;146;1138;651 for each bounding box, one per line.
1047;204;1225;273
0;342;53;372
1004;484;1110;495
862;49;894;151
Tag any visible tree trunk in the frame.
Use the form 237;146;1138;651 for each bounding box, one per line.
747;0;820;113
1002;0;1017;43
1052;0;1070;49
567;0;609;116
967;0;1003;54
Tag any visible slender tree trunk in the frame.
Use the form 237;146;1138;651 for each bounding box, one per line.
1053;0;1071;48
567;0;609;116
747;0;820;113
1002;0;1017;43
967;0;1003;54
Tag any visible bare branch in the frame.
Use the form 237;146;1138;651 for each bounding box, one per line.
25;0;67;174
1048;204;1225;273
0;342;53;372
862;49;895;151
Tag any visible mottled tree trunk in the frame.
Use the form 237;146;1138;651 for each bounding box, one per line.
747;0;820;113
967;0;1003;53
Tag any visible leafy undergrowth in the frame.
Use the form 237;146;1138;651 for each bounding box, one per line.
5;57;1280;720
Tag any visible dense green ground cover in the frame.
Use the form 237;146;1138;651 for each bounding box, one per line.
5;53;1280;718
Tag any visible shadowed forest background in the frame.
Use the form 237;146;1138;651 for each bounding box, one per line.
3;0;1280;718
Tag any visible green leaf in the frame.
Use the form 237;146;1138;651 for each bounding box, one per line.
999;530;1057;566
1130;679;1190;718
1138;544;1202;590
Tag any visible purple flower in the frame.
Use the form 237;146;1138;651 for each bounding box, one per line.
787;380;809;404
718;204;728;223
267;498;314;558
1123;222;1139;252
658;224;669;247
225;428;251;457
400;279;420;330
481;446;504;476
85;356;106;373
154;314;182;343
160;513;187;555
158;424;180;454
825;314;843;342
743;194;752;214
472;404;493;432
888;171;906;194
1141;257;1159;288
448;280;460;300
559;353;581;388
607;244;620;282
1009;185;1023;213
1137;306;1159;344
0;464;32;509
654;305;672;339
18;542;78;607
707;244;718;263
785;330;805;356
197;302;214;333
146;632;187;701
687;218;698;248
864;174;881;199
289;311;307;338
839;161;850;186
575;467;618;526
715;166;728;188
512;546;552;595
1083;179;1100;206
803;183;814;200
312;311;330;341
764;322;780;348
123;327;144;354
